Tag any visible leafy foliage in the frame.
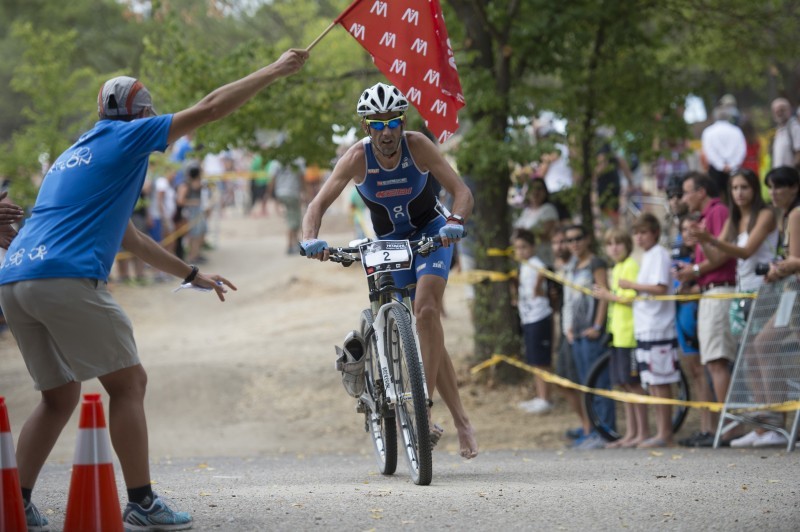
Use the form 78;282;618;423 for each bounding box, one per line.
139;0;375;165
1;0;799;367
1;22;105;205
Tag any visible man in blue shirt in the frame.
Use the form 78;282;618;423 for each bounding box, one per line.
2;48;307;531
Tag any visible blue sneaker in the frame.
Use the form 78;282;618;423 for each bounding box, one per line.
565;427;584;440
123;493;192;531
574;432;607;451
25;501;50;532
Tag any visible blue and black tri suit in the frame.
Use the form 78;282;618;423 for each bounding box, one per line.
356;134;453;294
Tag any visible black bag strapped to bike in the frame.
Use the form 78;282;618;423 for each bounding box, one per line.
335;330;367;397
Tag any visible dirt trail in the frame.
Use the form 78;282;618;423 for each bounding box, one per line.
1;210;623;462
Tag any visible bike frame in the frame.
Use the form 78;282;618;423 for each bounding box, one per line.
310;235;442;485
315;238;436;413
368;284;429;409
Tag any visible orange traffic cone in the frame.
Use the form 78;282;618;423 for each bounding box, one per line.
0;397;26;532
63;394;123;532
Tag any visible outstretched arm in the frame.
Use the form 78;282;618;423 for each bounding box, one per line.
121;220;236;301
168;49;308;145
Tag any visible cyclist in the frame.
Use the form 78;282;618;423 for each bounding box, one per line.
301;83;478;459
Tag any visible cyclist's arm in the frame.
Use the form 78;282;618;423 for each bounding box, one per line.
302;144;364;240
406;132;473;221
167;49;307;146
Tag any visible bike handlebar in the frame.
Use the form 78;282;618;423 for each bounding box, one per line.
299;235;446;264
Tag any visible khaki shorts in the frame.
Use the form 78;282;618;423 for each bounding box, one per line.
697;286;737;364
0;278;139;391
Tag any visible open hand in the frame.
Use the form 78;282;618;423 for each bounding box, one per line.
193;272;237;302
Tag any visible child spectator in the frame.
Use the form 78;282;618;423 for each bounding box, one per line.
511;229;554;414
551;228;591;441
674;216;717;447
593;228;650;448
624;213;679;448
563;224;613;450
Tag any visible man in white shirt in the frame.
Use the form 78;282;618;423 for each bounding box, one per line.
770;98;800;170
541;143;573;192
701;106;746;201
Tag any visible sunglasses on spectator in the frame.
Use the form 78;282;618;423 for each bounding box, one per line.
565;235;585;243
365;116;404;131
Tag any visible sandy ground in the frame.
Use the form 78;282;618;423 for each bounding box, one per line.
6;204;800;532
0;208;594;465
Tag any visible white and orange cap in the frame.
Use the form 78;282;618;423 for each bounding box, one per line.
97;76;157;120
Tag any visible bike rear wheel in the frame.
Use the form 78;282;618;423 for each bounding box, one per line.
360;309;397;475
584;350;691;441
386;306;432;485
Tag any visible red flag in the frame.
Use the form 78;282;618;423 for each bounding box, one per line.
336;0;465;144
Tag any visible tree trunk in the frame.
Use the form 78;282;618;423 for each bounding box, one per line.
448;1;523;370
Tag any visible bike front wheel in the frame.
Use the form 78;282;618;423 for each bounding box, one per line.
360;309;397;475
584;350;691;441
386;306;432;485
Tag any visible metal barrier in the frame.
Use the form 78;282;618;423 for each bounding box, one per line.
716;277;800;451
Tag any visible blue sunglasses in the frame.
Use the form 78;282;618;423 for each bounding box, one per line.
365;115;404;131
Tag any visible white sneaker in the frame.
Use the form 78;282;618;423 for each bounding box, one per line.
518;398;553;414
752;430;788;448
730;430;761;448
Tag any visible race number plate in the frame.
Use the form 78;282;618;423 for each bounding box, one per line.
359;240;413;277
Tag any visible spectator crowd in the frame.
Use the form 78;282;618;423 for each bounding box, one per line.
506;95;800;450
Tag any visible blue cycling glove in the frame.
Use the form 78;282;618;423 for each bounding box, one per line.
439;223;464;240
300;238;328;256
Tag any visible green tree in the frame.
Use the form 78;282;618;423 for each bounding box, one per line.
0;0;145;144
1;22;104;205
139;0;376;166
444;0;800;366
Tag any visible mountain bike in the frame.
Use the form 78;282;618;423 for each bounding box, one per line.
583;348;690;441
303;237;439;485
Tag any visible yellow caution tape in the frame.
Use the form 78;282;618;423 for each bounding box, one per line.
457;253;756;302
487;247;514;257
470;354;800;413
449;269;516;284
204;171;258;182
535;267;756;302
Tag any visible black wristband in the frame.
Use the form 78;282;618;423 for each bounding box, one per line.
183;265;199;284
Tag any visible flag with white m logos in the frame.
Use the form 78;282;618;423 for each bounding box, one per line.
336;0;465;143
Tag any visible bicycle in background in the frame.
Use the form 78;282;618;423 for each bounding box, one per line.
583;349;691;441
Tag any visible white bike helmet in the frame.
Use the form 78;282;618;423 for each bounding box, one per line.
356;82;409;117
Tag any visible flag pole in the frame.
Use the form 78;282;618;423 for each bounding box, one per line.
305;21;338;52
305;0;363;52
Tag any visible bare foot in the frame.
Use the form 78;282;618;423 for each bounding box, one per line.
607;436;636;449
622;436;648;448
458;425;478;459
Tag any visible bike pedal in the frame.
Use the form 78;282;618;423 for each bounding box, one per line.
356;400;366;414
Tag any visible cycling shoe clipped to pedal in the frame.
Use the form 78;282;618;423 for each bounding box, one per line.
335;331;367;398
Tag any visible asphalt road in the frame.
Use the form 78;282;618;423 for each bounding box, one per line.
29;447;799;531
